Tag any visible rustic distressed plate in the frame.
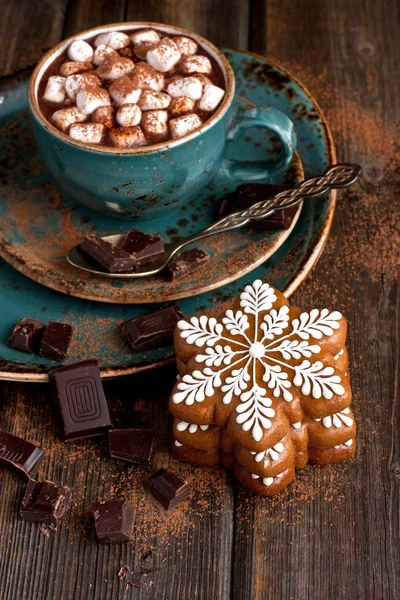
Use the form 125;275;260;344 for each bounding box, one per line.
0;49;336;381
0;100;303;304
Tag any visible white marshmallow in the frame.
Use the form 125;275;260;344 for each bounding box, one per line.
94;31;130;50
198;83;225;111
43;76;66;103
130;29;160;45
69;123;105;144
180;55;212;75
141;110;168;137
68;40;94;63
59;61;93;77
76;87;110;115
116;104;142;127
130;63;164;92
169;114;202;139
138;90;171;111
65;73;101;100
93;44;118;66
133;41;156;60
51;107;87;133
174;36;198;56
146;38;181;73
96;56;134;80
167;77;202;100
109;76;142;105
109;126;147;148
169;96;195;117
91;105;115;128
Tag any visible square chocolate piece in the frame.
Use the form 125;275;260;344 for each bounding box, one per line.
0;429;45;478
167;248;209;281
20;479;72;524
39;321;73;361
49;359;111;441
81;234;136;273
143;468;190;510
109;429;155;465
120;304;183;352
120;229;164;267
7;318;45;353
93;500;135;543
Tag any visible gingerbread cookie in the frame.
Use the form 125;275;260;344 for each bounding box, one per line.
169;279;355;496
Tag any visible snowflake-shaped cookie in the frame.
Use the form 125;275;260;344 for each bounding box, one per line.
169;280;355;496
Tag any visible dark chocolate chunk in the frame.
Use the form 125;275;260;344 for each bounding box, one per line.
120;305;183;352
93;500;135;543
20;479;72;524
220;182;297;230
81;234;136;273
109;429;155;465
167;248;209;281
49;359;111;441
120;229;164;267
7;318;46;354
39;321;73;361
0;430;45;478
143;468;190;510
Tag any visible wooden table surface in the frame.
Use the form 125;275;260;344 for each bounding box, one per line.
0;1;399;599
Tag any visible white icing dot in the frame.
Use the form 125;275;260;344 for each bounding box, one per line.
248;342;266;359
292;422;301;430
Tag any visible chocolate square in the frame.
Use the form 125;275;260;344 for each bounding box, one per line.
120;304;183;352
109;429;155;465
167;248;209;281
0;429;45;478
81;234;136;273
93;500;135;543
120;229;164;267
7;318;45;353
49;359;111;441
143;468;190;510
20;479;72;524
39;321;73;361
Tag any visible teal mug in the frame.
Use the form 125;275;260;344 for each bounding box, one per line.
29;22;296;221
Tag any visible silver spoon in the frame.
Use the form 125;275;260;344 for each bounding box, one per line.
67;163;361;279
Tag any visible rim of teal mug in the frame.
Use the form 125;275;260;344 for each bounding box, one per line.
29;21;236;155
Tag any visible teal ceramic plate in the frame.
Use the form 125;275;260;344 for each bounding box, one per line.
0;50;336;381
0;99;303;304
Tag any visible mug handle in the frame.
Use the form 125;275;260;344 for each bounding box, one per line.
219;105;296;182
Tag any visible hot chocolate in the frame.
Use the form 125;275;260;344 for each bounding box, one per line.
38;28;226;149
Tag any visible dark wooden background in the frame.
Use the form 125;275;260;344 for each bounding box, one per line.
0;1;399;599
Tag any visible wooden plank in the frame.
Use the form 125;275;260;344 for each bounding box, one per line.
0;0;69;77
125;0;250;49
231;0;400;598
63;0;126;38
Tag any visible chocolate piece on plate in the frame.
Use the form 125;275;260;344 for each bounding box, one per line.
109;429;155;465
93;500;135;543
20;479;72;524
7;318;46;353
220;182;297;230
167;248;209;281
0;430;45;478
120;304;183;352
39;321;73;361
81;234;136;273
143;468;190;510
120;229;164;267
49;359;111;441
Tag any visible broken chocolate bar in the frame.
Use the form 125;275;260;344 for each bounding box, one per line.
167;248;209;281
120;229;164;267
120;304;183;352
93;500;135;543
49;359;111;441
143;468;190;510
109;429;155;465
219;182;297;230
20;479;72;524
7;318;46;353
0;430;45;478
39;321;73;361
81;234;136;273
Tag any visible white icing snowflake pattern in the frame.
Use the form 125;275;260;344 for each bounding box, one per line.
173;280;345;442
